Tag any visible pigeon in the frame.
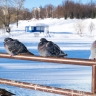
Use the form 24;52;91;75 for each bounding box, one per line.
0;88;15;96
89;40;96;60
4;37;34;56
38;38;67;57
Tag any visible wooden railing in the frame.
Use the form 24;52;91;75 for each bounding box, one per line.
0;78;94;96
0;53;96;96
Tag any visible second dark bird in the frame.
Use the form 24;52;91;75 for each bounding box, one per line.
38;38;67;57
4;37;34;56
0;88;15;96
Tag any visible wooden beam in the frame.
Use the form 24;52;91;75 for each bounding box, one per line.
0;78;94;96
0;52;96;66
92;65;96;93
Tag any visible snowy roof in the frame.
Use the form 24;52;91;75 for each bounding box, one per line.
36;23;49;27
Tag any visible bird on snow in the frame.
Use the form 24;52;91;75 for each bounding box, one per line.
0;88;15;96
4;37;34;56
89;40;96;60
38;38;67;57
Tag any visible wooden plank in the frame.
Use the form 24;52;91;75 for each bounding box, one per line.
0;52;96;66
0;78;94;96
92;65;96;94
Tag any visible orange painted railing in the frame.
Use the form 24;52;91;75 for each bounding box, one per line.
0;53;96;96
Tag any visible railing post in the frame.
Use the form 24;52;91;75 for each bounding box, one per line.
92;65;96;94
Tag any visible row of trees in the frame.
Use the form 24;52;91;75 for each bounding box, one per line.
31;0;96;19
0;0;96;28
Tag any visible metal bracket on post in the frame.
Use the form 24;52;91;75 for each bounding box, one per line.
92;65;96;94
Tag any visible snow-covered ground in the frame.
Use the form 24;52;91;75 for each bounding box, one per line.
0;18;95;96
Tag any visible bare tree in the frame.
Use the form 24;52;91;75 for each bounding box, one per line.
21;8;32;20
32;7;41;19
44;4;54;18
55;5;63;18
0;0;10;25
74;20;85;36
12;0;25;27
39;6;46;19
0;0;13;33
89;21;95;35
0;0;25;28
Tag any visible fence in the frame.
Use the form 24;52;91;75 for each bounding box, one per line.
0;52;96;96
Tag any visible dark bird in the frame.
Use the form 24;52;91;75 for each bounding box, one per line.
4;37;34;56
0;88;15;96
89;40;96;60
38;38;67;57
